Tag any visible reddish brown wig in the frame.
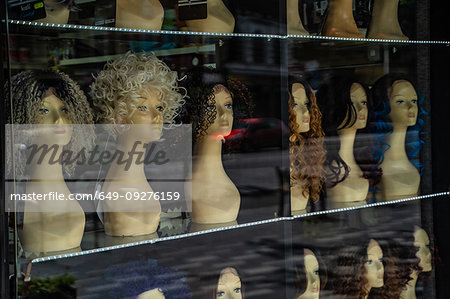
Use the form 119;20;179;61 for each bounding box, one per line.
288;75;326;202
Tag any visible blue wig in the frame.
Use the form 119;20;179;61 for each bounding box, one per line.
105;260;192;299
371;73;427;174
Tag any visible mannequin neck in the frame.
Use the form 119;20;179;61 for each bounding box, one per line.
337;128;357;165
400;270;419;299
27;145;66;181
194;136;224;171
110;135;149;180
385;125;409;160
328;0;353;16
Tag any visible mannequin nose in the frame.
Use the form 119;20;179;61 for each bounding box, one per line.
55;114;66;125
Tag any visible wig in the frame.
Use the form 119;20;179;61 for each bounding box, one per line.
367;238;415;299
316;74;372;188
90;51;185;138
293;246;327;297
330;237;392;299
5;70;94;177
288;75;325;202
105;260;192;298
371;73;426;174
179;66;252;145
197;266;245;299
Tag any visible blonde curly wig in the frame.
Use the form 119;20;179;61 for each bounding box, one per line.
5;70;95;177
90;51;185;137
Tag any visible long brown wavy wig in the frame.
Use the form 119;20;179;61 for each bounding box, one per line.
288;75;326;202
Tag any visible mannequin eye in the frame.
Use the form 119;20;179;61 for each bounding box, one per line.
314;270;319;275
411;99;418;104
137;105;149;112
234;288;241;293
366;259;373;264
206;104;216;112
156;105;164;112
38;107;50;114
225;103;233;110
217;291;225;297
361;100;368;106
61;107;70;114
395;99;405;104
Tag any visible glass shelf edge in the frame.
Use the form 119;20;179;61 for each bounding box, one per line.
28;191;449;265
7;20;450;45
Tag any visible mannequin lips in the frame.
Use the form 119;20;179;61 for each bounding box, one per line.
377;274;383;279
311;287;319;293
302;118;310;123
408;113;415;118
53;127;66;134
220;121;230;127
358;115;366;120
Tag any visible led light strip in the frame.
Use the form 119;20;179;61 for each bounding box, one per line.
8;20;450;45
30;191;449;264
7;20;279;39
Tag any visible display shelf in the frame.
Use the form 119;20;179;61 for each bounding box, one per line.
7;20;450;45
15;192;448;267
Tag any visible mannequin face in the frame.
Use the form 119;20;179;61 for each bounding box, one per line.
126;88;164;140
297;249;320;299
414;228;432;272
364;239;384;289
137;288;165;299
338;83;368;130
388;80;418;127
34;88;73;146
206;85;234;140
292;83;310;133
216;267;242;299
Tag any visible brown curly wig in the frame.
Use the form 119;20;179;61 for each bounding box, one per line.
331;238;382;299
368;238;414;299
179;66;252;145
288;75;325;202
5;70;94;177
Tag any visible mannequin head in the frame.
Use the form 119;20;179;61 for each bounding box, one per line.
371;73;426;171
216;267;243;299
294;248;327;299
6;70;94;176
316;74;370;187
370;234;423;299
414;226;432;273
180;67;251;145
91;51;184;140
198;266;244;299
288;75;325;202
332;238;384;298
105;260;191;298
